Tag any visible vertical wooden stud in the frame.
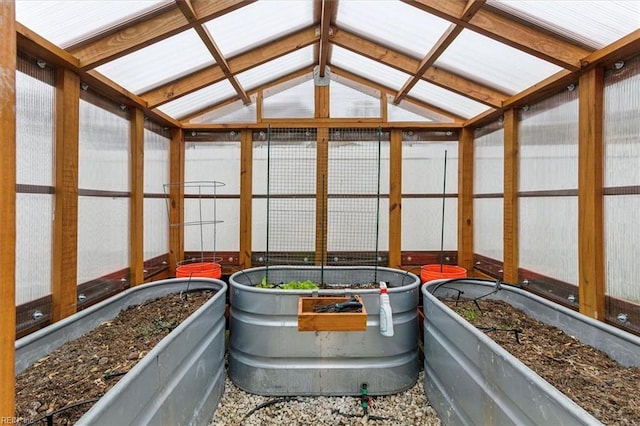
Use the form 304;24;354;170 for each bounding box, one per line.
315;127;329;265
256;91;263;123
578;67;605;320
315;84;329;119
388;129;402;268
457;127;474;272
503;109;519;283
168;128;185;275
130;108;145;285
380;92;388;123
52;68;80;321
239;129;253;269
0;0;16;416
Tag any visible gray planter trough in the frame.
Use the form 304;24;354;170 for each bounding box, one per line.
422;278;640;426
15;278;227;426
228;265;420;396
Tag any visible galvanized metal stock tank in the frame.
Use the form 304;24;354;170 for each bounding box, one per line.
422;278;640;426
228;266;420;396
15;278;228;426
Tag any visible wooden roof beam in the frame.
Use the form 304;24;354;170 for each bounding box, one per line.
402;0;591;71
331;28;507;108
142;26;319;108
68;0;256;70
317;0;337;77
175;0;251;105
394;0;484;104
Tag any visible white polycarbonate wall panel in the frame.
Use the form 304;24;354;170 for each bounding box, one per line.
474;198;503;261
387;101;433;122
96;30;214;94
604;55;640;302
190;95;258;124
489;0;640;49
436;29;562;94
16;0;166;47
410;80;488;119
519;197;578;285
403;198;458;251
78;99;130;191
236;47;314;91
205;0;314;57
402;140;459;251
336;0;451;58
474;125;504;261
144;129;170;194
604;57;640;188
77;197;130;284
157;79;235;119
330;80;380;118
252;198;267;252
519;89;579;192
16;72;54;186
331;46;411;91
263;79;314;118
518;89;578;284
16;194;53;304
184;198;238;252
474;126;504;194
184;142;240;193
144;198;169;260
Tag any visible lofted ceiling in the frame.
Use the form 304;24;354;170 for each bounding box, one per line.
14;0;640;127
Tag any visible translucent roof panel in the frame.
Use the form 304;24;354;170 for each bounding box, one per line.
331;46;412;91
330;80;380;118
96;30;214;94
387;95;454;123
205;0;314;57
410;80;489;119
336;0;451;59
190;95;258;124
435;29;563;94
236;46;314;91
488;1;640;49
156;80;236;119
16;0;168;48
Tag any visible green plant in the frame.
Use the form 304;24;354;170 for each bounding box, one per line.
460;307;481;321
256;277;319;290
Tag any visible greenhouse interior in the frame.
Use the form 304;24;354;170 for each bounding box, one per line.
2;0;640;424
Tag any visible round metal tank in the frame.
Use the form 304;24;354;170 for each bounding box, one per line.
228;265;420;396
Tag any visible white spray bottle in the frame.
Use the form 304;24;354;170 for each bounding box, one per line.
379;282;394;337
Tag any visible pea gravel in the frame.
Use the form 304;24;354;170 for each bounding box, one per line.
209;370;441;426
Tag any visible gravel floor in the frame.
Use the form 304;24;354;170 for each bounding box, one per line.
209;370;441;426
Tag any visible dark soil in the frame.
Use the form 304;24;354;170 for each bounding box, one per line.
15;290;215;425
442;297;640;425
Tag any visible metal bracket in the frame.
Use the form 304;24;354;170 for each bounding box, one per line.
313;65;331;86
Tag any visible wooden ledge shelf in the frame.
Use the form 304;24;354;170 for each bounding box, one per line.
298;296;367;332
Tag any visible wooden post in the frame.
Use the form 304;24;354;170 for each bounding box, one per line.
315;82;329;265
130;108;144;285
0;0;17;417
503;109;519;283
239;129;253;269
578;67;605;320
457;127;474;272
52;68;80;321
168;128;185;275
388;129;402;269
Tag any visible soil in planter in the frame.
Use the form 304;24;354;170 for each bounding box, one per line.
15;290;215;425
441;297;640;426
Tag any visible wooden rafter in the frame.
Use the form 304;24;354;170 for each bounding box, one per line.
142;26;319;108
331;28;507;108
68;0;255;70
402;0;591;71
394;0;485;104
317;0;337;77
175;0;251;105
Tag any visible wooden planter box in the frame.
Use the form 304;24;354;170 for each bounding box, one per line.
298;296;367;332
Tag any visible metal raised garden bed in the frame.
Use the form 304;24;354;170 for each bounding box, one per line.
422;278;640;426
228;265;420;396
15;278;227;426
